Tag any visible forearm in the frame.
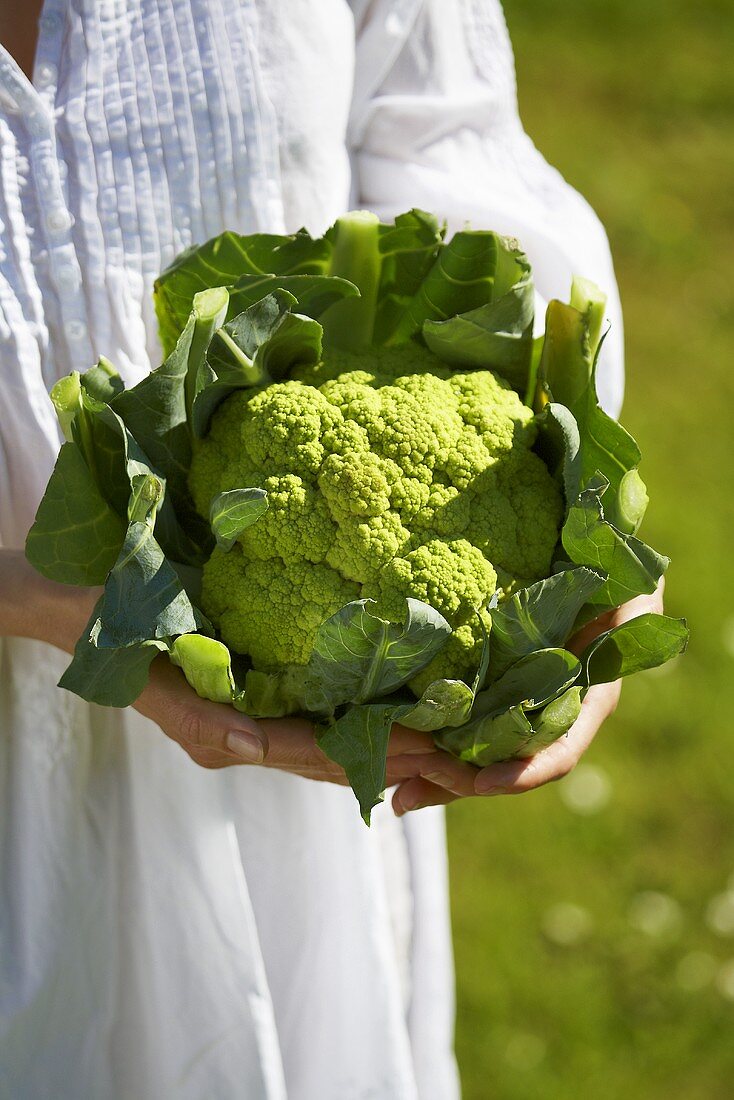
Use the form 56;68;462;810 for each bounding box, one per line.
0;548;99;653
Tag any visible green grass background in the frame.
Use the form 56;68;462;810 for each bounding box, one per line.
447;2;734;1096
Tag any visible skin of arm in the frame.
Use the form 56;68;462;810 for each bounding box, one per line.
0;0;44;80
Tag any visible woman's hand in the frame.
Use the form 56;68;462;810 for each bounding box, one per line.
391;580;666;816
1;548;477;790
2;547;663;802
134;655;480;789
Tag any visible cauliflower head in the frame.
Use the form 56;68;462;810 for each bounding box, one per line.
190;343;563;691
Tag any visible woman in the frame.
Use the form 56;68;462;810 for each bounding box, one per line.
0;2;661;1097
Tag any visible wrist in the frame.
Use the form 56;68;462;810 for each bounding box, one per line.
0;548;100;653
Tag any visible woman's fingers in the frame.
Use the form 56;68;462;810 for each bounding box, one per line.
614;575;665;623
473;680;621;795
137;658;268;766
388;724;445;756
391;747;479;815
393;778;459;816
136;595;634;792
392;677;622;814
259;716;342;778
388;750;478;789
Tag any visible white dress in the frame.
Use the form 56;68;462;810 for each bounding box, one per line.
0;3;624;1098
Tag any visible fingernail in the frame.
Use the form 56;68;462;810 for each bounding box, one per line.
396;793;425;816
475;775;508;795
226;730;265;764
423;772;454;789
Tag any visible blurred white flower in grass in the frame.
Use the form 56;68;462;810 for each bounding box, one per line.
628;891;683;938
705;891;734;937
715;959;734;1001
721;616;734;658
559;763;612;815
676;951;716;992
504;1033;546;1071
542;902;593;946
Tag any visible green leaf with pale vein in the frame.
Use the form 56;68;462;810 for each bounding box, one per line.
397;679;476;732
488;567;606;678
209;488;269;552
520;687;584;757
583;613;689;685
59;598;168;707
420;234;535;388
25;443;126;585
192;292;326;435
437;705;534;766
474;648;582;719
562;475;668;609
227;274;357;325
318;704;398;824
111;289;227;550
93;476;201;649
305;598;451;712
154;226;337;353
535;401;582;512
80;357;125;403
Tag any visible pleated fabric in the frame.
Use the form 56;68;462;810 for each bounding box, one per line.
0;3;623;1098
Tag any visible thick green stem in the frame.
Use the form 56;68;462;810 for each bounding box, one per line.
325;211;381;350
185;287;230;422
51;372;84;444
51;371;100;483
570;275;606;363
536;277;607;408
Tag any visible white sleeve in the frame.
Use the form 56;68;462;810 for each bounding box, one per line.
348;0;624;416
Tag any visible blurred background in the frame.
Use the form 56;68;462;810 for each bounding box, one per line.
447;1;734;1096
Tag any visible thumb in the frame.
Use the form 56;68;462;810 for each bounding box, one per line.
225;719;269;763
142;662;269;763
180;700;268;762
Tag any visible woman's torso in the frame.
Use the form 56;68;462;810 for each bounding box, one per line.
0;0;359;547
1;0;354;373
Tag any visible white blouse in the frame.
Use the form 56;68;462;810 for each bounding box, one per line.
0;3;623;1098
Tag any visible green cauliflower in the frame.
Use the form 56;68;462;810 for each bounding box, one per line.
24;210;684;824
190;342;563;693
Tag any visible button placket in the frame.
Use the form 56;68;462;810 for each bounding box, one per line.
45;206;74;234
31;131;89;357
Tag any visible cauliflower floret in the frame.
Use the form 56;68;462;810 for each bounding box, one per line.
363;539;496;688
365;538;497;629
241;381;342;478
412;481;472;537
202;546;359;667
326;511;411;584
189;346;563;689
448;370;535;442
318;451;391;518
236;474;336;564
